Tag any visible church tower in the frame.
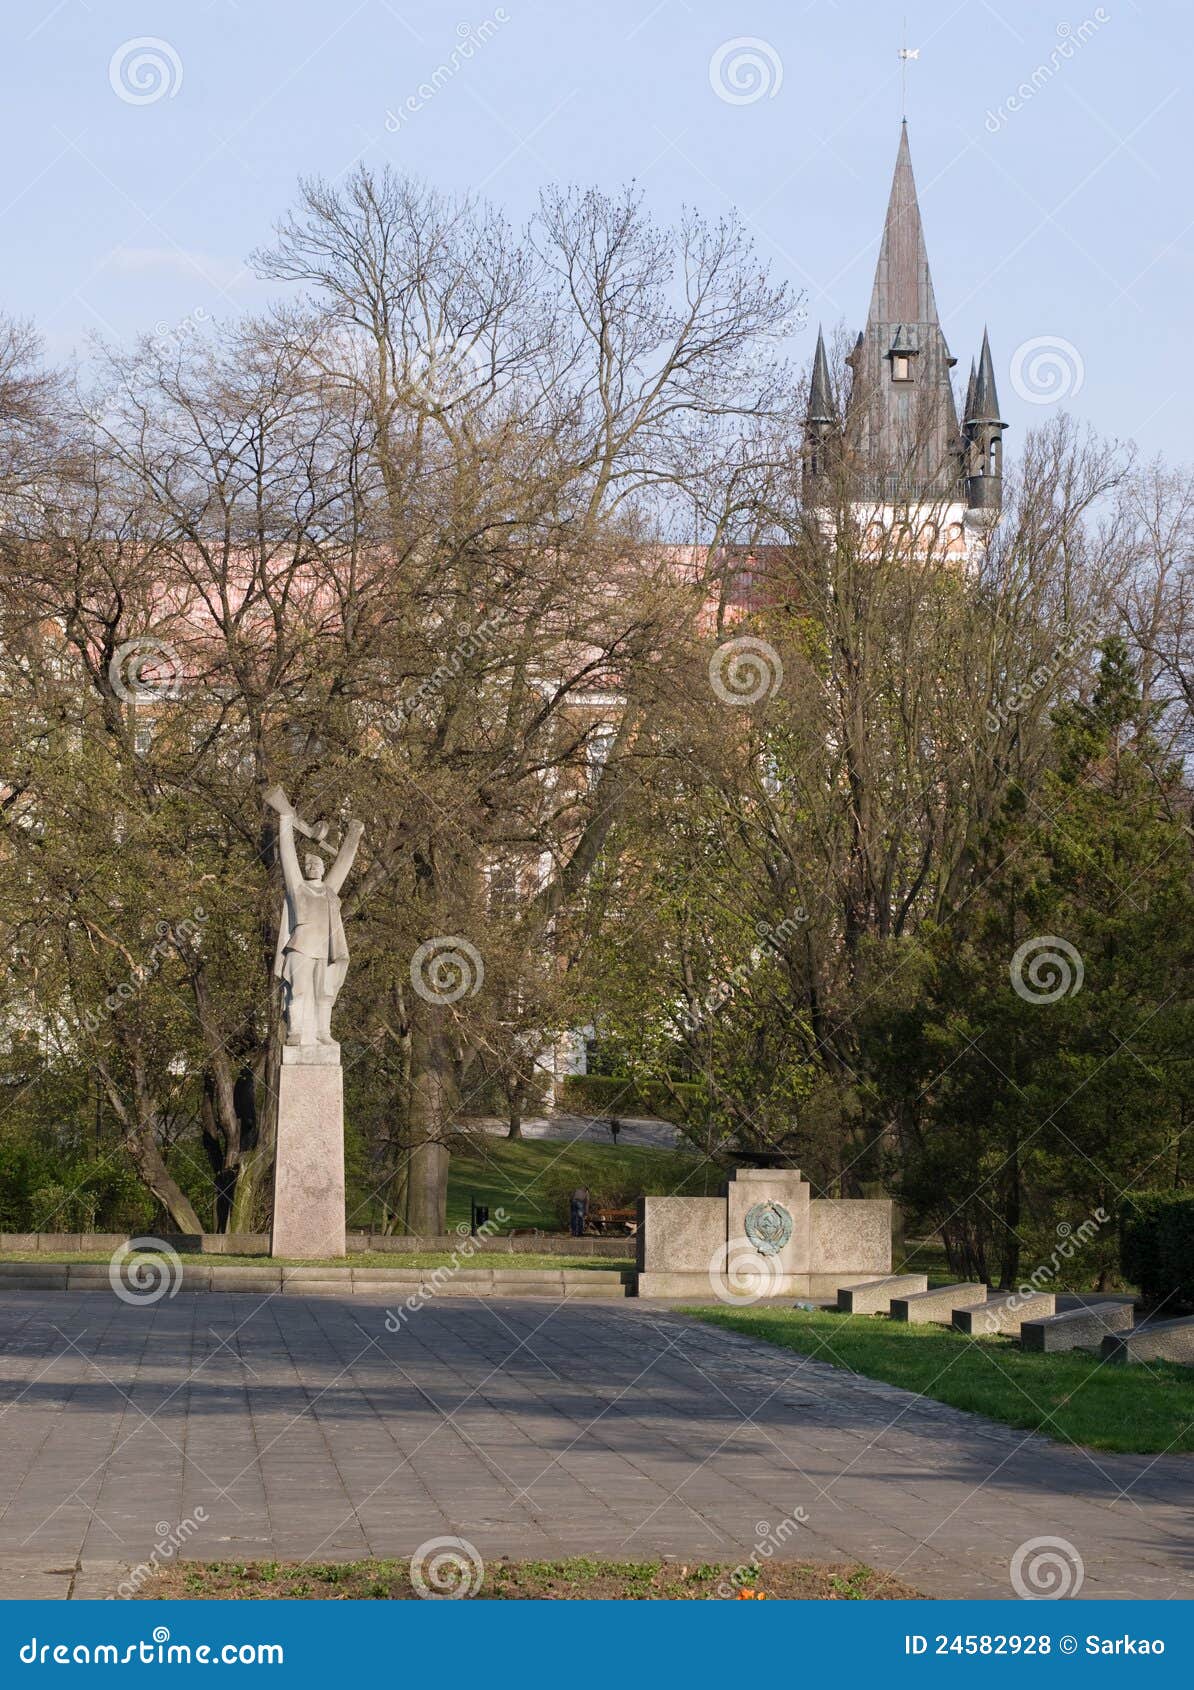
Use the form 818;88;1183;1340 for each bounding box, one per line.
806;122;1007;552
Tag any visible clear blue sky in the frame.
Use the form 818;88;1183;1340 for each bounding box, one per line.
2;0;1187;460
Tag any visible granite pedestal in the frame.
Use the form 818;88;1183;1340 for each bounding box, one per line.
271;1046;346;1259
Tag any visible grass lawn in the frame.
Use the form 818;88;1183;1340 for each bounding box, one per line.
0;1250;632;1271
141;1556;919;1601
434;1132;718;1232
687;1306;1194;1455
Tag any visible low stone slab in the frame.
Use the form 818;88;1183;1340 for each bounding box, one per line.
0;1261;632;1298
953;1291;1055;1336
1020;1299;1135;1352
1101;1316;1194;1367
890;1283;987;1324
0;1262;68;1281
207;1270;284;1293
838;1274;928;1315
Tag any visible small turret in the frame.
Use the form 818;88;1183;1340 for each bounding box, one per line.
803;326;838;499
963;329;1006;515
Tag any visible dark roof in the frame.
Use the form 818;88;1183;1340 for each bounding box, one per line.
963;358;977;424
848;123;961;495
866;121;942;329
969;328;1004;425
808;327;836;424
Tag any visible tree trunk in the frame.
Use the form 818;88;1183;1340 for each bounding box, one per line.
97;1052;203;1235
506;1077;526;1140
228;1042;278;1235
403;1009;454;1235
125;1125;203;1234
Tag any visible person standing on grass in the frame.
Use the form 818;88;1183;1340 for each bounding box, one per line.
570;1185;590;1237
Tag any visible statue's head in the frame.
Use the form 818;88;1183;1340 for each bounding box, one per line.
303;852;326;883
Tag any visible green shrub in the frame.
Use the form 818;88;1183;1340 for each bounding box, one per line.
30;1183;99;1232
1120;1192;1194;1310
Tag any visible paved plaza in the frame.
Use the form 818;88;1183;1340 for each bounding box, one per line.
0;1292;1189;1599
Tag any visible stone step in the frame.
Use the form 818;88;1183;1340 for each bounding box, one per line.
953;1291;1055;1336
1100;1316;1194;1367
837;1274;928;1315
1020;1299;1135;1352
890;1283;987;1324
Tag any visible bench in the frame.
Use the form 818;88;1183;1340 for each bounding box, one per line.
588;1207;638;1236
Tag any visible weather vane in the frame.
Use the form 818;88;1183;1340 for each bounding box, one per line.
898;24;919;119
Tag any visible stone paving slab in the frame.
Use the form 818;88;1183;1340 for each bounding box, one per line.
0;1293;1189;1601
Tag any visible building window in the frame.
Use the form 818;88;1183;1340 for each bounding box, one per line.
891;353;912;381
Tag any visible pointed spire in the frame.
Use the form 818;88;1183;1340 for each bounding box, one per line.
866;119;941;329
850;124;960;498
970;328;1003;423
808;327;835;424
963;359;977;424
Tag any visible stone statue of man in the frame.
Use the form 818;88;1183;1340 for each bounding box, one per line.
266;787;364;1053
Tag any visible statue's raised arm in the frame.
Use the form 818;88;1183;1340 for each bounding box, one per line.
276;808;303;898
263;786;363;1053
325;818;364;895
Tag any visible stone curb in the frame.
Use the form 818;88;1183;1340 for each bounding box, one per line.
0;1263;633;1298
